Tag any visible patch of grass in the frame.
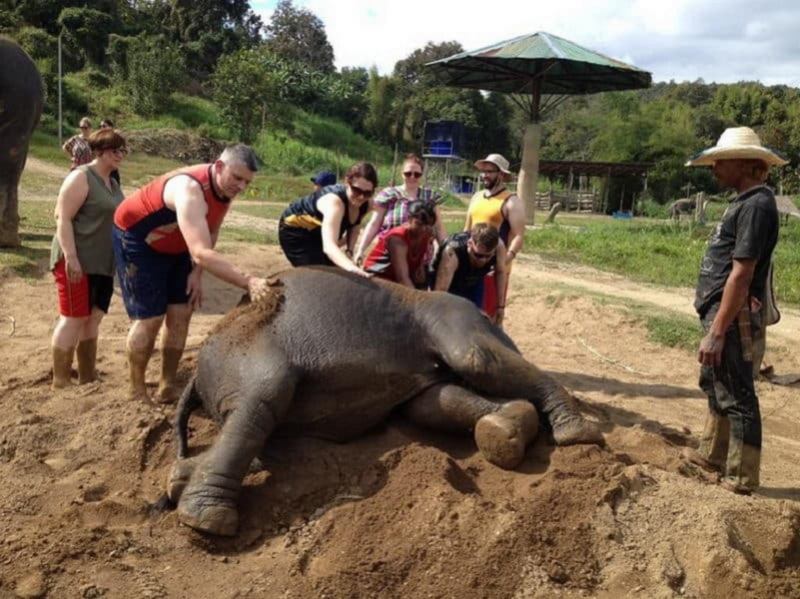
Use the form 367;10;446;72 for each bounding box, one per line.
233;204;286;220
0;199;55;278
29;130;69;164
218;226;278;245
639;312;703;352
240;175;315;203
288;109;392;165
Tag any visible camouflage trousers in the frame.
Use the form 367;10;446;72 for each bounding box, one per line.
697;305;762;490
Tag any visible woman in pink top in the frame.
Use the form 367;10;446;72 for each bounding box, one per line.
363;201;436;288
354;154;446;264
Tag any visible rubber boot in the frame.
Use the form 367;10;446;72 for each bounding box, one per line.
52;346;75;390
156;347;183;404
127;347;151;402
686;410;730;472
76;338;98;384
474;400;539;470
722;441;760;494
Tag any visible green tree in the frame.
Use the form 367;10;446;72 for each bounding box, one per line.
364;68;398;144
212;46;296;142
164;0;263;77
264;0;334;74
126;35;185;115
57;7;114;66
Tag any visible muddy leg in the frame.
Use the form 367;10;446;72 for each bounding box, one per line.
177;355;296;536
404;384;538;469
434;327;602;446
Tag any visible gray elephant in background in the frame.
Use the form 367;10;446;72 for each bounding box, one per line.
0;37;44;247
668;197;696;220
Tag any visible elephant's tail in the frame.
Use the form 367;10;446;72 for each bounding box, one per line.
175;375;200;459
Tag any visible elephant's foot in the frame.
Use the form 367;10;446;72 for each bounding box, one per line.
166;457;200;503
178;499;239;536
475;401;539;470
552;417;604;446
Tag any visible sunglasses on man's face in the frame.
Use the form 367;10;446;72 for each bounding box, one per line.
80;126;89;130
473;250;494;260
403;171;423;179
350;184;374;198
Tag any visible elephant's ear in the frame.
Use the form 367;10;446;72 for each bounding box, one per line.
237;293;251;307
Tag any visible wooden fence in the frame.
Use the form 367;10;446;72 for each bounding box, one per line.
534;190;597;212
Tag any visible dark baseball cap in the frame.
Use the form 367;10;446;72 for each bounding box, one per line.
311;171;336;186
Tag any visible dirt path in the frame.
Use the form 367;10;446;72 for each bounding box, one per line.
515;253;800;343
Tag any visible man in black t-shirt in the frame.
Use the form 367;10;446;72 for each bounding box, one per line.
684;127;787;495
433;223;508;327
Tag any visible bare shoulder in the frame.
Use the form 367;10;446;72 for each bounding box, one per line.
60;168;89;192
163;173;204;208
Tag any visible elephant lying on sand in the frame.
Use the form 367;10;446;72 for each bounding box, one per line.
169;267;602;536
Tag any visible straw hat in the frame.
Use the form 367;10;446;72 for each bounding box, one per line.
474;153;512;175
686;127;788;167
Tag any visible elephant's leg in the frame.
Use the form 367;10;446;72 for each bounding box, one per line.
176;355;296;536
434;330;603;446
404;384;539;469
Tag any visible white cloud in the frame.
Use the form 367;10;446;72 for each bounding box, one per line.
253;0;800;86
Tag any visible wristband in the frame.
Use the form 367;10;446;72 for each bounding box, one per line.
497;305;506;309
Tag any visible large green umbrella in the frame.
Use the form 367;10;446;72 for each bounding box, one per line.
427;31;651;223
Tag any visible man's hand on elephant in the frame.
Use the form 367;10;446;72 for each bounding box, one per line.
697;331;724;367
186;267;203;310
247;276;270;302
66;255;83;283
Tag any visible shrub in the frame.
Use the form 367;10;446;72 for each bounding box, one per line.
126;35;185;116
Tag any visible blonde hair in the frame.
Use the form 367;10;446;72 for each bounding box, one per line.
79;117;92;128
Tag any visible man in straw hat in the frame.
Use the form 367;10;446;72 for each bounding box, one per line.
683;126;787;495
464;153;526;324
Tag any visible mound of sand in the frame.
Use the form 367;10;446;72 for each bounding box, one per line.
1;244;798;598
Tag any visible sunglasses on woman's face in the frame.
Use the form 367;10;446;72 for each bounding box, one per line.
403;171;423;179
350;184;374;198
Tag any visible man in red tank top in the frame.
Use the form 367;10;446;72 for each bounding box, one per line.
112;144;269;403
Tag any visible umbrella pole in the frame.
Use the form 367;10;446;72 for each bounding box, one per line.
517;82;541;226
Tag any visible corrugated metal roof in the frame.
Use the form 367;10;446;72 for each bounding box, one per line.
427;31;651;96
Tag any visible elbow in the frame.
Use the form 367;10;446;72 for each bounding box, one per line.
191;247;213;269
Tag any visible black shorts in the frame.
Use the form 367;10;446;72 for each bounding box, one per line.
278;221;334;267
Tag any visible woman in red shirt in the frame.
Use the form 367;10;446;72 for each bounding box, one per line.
363;201;435;288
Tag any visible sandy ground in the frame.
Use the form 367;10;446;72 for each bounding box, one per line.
2;231;799;597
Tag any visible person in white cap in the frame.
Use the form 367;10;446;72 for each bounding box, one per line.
464;154;526;321
683;126;787;495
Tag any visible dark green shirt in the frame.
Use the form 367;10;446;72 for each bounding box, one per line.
50;165;124;276
694;185;779;318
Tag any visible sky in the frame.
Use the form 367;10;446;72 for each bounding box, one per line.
251;0;799;86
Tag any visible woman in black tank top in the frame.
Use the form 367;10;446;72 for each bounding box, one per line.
278;162;378;276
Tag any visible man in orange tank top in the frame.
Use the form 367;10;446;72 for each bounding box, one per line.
464;154;526;322
113;144;269;403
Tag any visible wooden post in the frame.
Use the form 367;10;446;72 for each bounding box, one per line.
390;142;399;186
601;169;611;213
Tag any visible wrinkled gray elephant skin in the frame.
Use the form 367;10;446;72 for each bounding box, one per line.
0;38;44;247
170;267;602;536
